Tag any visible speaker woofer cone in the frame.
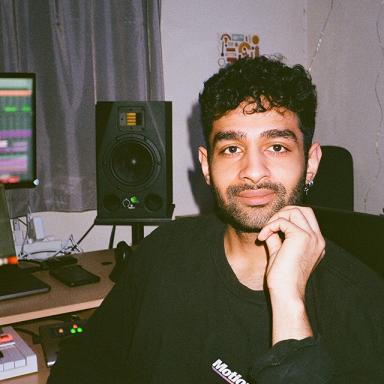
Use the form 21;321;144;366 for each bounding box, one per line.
105;137;160;188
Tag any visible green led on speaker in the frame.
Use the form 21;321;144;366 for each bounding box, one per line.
130;196;139;204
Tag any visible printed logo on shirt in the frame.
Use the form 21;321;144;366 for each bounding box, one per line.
211;359;249;384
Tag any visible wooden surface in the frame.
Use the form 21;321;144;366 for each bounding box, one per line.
0;249;115;326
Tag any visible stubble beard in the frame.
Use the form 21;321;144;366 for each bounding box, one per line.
213;176;306;233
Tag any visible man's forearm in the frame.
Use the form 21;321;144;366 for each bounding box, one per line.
269;291;313;345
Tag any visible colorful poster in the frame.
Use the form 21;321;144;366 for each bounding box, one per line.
218;33;260;67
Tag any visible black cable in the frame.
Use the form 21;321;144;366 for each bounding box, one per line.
59;222;95;254
109;225;116;249
17;218;27;227
74;223;95;247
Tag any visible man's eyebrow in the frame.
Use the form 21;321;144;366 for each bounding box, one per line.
260;129;298;142
212;131;246;147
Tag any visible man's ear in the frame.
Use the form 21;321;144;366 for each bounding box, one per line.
306;143;322;183
198;146;211;185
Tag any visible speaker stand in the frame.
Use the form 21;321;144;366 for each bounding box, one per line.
131;223;144;246
95;216;174;249
109;225;116;249
107;225;143;248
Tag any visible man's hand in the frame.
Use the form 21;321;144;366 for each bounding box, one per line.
258;205;325;299
257;206;326;344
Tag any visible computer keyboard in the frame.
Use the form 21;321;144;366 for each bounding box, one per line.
0;326;38;380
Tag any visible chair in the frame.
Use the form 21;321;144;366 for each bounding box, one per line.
313;206;384;278
307;147;384;277
307;146;354;211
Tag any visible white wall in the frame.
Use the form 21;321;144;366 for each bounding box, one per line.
307;0;384;214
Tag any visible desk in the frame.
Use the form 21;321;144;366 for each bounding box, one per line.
0;249;115;383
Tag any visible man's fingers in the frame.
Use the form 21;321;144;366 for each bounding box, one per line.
263;231;283;260
258;217;304;242
258;215;325;263
278;206;321;233
267;206;322;234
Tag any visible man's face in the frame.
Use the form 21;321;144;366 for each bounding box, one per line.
199;104;321;232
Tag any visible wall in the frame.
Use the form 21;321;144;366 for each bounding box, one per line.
307;0;384;214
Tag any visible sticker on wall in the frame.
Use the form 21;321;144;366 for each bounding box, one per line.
218;33;260;67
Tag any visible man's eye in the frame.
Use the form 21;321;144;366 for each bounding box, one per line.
223;146;240;154
267;144;287;153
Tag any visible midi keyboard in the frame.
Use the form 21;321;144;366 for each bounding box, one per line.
0;326;38;380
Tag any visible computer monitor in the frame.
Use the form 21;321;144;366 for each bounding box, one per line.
0;76;50;298
0;73;37;189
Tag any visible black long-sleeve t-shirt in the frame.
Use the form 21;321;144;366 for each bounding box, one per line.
48;215;384;383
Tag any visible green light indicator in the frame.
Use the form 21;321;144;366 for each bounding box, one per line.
130;196;139;204
22;105;31;113
77;327;84;333
70;328;76;334
4;106;17;113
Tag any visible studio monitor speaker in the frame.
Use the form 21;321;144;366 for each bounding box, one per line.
95;101;173;224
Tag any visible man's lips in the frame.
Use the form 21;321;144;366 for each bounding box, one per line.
236;189;275;206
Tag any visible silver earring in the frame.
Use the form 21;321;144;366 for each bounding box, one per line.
304;180;314;195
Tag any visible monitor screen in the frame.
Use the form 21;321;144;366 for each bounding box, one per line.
0;73;37;189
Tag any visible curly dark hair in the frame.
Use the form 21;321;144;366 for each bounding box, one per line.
199;55;317;153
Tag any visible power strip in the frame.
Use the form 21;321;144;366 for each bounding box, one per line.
16;240;63;260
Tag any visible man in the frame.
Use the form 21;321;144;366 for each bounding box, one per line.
48;56;384;383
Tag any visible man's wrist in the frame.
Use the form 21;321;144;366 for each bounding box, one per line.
269;294;313;345
268;287;306;304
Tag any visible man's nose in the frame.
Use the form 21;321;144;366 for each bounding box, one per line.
238;150;269;184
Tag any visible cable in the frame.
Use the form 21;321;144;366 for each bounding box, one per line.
17;217;27;227
109;225;116;249
75;223;95;246
19;234;83;262
47;235;83;259
19;208;32;259
17;212;92;260
308;0;335;72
